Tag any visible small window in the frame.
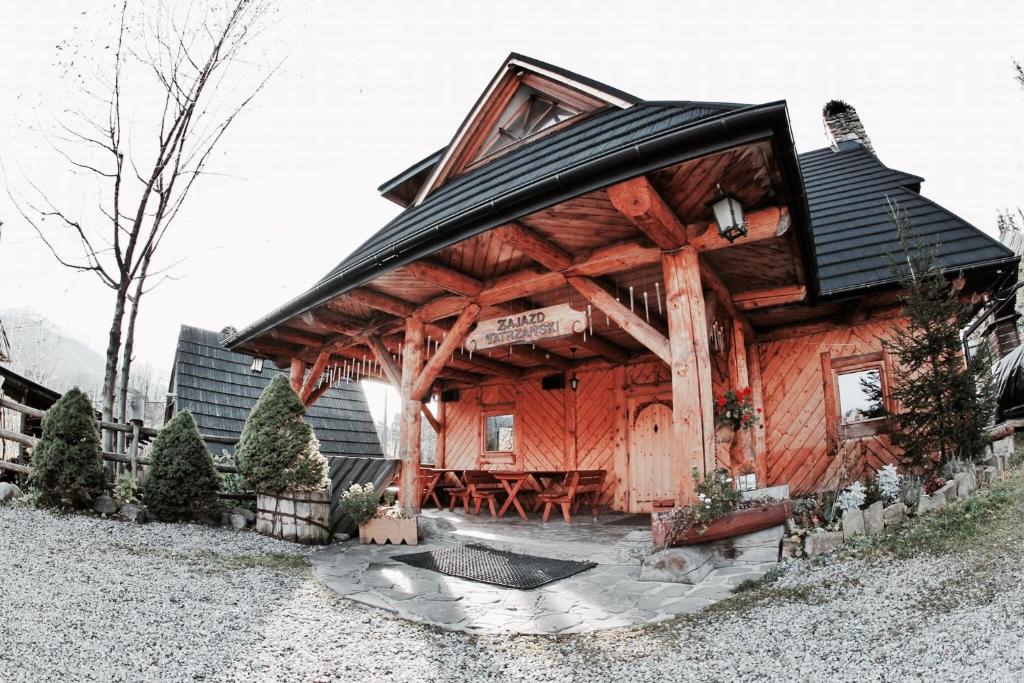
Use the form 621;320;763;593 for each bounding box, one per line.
837;368;885;423
484;413;515;452
474;86;579;162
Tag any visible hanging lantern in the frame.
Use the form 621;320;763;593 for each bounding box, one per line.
569;347;579;392
708;185;747;243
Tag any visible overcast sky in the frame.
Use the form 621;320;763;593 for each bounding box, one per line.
1;0;1023;422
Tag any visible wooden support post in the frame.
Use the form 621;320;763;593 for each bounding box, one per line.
289;358;305;394
398;318;425;514
727;319;754;475
611;365;629;512
662;246;714;505
128;420;142;480
436;399;447;469
747;343;768;487
564;382;578;470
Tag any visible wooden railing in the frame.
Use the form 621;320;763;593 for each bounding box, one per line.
0;395;249;497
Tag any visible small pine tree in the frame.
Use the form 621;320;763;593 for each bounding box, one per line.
145;411;220;521
235;374;327;493
885;205;996;474
29;387;105;509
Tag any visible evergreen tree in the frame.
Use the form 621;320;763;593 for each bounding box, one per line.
145;411;220;521
885;205;996;474
30;387;105;509
235;374;327;493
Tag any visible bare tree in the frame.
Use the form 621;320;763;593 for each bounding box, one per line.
8;0;276;448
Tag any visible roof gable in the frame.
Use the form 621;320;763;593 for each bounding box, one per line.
414;53;638;204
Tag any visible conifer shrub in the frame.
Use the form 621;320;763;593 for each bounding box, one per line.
29;387;105;509
145;410;220;521
235;374;328;493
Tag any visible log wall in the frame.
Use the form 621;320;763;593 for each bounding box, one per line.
757;318;903;495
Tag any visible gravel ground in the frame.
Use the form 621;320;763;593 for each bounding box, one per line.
2;498;1024;682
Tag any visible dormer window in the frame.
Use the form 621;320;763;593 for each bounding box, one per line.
473;86;579;162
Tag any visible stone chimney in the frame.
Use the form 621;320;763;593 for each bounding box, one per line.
822;100;874;154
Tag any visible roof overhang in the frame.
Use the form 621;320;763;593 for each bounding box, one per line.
225;101;812;352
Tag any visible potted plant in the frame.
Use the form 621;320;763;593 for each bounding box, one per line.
339;483;417;545
713;387;759;446
235;375;332;545
651;468;792;548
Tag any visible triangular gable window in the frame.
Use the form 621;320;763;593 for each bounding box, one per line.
473;85;579;163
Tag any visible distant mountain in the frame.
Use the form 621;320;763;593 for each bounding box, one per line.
0;307;105;395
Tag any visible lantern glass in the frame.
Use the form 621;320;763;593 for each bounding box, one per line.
710;193;747;243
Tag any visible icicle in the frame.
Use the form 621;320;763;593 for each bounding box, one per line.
644;291;650;322
587;304;593;337
655;282;663;315
469;346;473;360
629;286;635;312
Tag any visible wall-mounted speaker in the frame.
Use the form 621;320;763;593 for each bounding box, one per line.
541;374;566;391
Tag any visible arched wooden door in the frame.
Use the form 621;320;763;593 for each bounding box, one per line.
628;403;675;512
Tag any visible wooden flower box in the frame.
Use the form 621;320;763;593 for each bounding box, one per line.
256;488;332;545
359;515;418;545
652;500;793;548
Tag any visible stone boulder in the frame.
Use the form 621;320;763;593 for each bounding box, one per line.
882;502;907;527
92;494;118;516
640;545;714;584
708;524;785;566
231;507;256;526
935;480;958;504
120;503;149;524
842;508;865;541
0;482;24;503
781;536;803;559
804;531;843;559
740;484;790;502
417;515;457;541
916;494;942;515
978;466;999;486
954;471;976;499
863;501;884;537
230;513;249;531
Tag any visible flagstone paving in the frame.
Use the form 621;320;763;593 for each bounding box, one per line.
311;510;774;635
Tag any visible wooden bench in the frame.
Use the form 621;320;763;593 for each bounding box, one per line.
537;469;606;523
464;470;505;517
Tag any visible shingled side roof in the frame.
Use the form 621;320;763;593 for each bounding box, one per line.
800;141;1016;296
168;325;383;458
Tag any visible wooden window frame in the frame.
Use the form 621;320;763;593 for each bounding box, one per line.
822;351;894;448
480;405;517;466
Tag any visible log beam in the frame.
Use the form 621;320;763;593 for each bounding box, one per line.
733;284;807;311
686;206;791;251
344;288;416;318
421;403;441;434
662;246;714;504
398;318;425;514
299;350;332;405
698;260;755;339
403;260;483;296
607;176;687;250
494;222;572;271
412;304;481;400
567;276;671;365
289;358;305;393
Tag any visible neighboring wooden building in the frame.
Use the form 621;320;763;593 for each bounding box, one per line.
224;54;1016;511
0;365;61;464
166;325;393;522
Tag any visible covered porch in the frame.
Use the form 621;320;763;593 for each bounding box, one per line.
229;129;811;515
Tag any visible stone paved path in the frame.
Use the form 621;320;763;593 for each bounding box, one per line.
312;510;774;635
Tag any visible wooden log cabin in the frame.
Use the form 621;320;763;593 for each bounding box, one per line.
224;54;1017;513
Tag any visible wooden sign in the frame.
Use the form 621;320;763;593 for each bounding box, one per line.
466;303;586;351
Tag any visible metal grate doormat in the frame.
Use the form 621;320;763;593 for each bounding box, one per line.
603;514;650;527
393;544;596;590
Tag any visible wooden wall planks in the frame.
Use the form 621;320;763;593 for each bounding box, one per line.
757;318;904;495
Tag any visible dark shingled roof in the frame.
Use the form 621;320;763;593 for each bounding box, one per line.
168;325;383;458
800;141;1015;296
318;101;747;286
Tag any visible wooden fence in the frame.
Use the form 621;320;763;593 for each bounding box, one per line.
0;395;252;499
